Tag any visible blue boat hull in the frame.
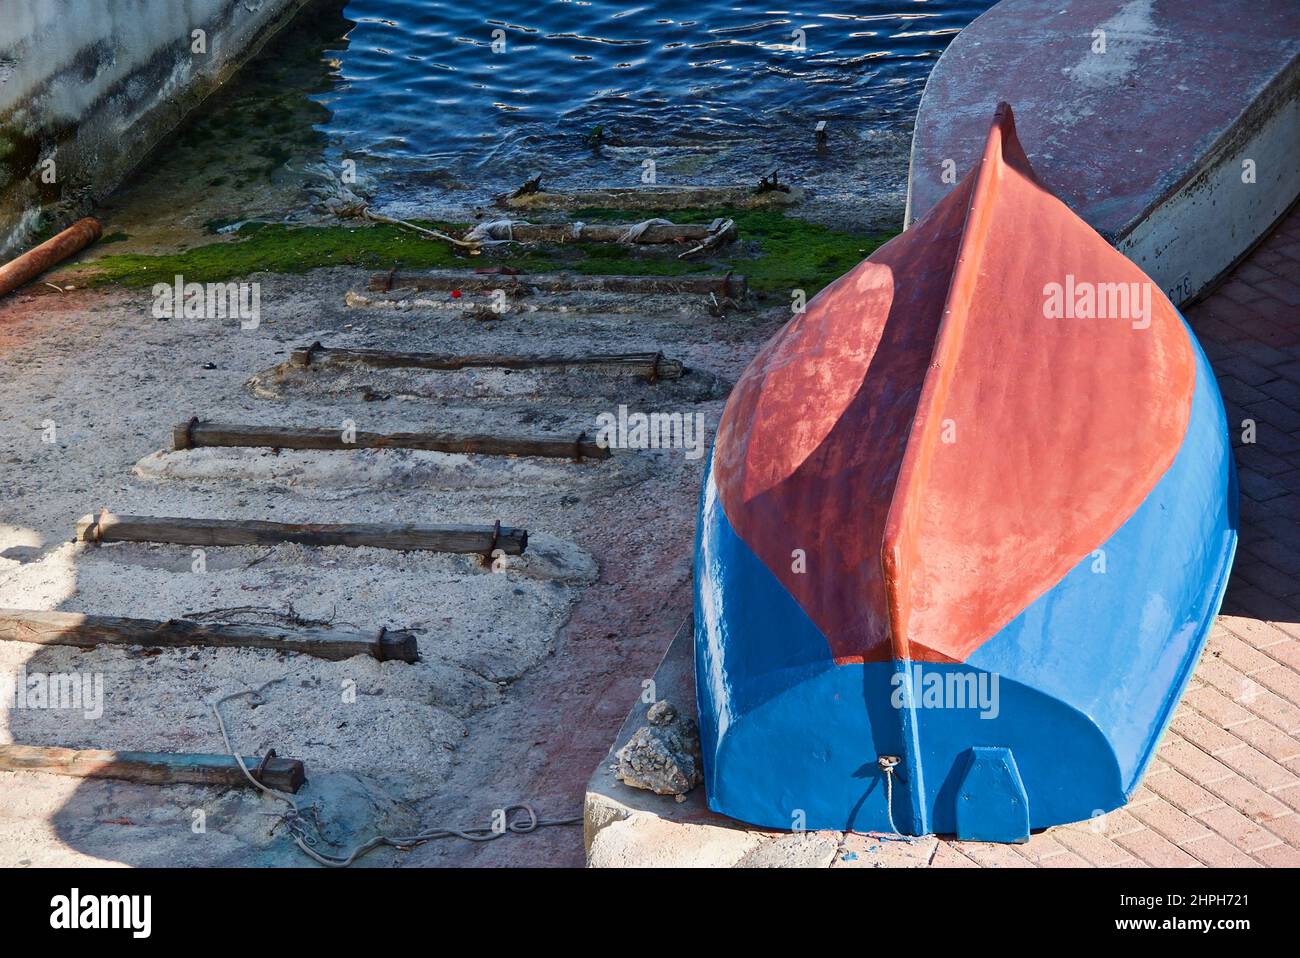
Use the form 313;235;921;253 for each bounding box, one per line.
694;316;1237;836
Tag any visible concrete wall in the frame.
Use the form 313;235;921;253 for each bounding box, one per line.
0;0;315;257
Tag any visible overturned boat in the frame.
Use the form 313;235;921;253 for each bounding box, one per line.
694;104;1237;842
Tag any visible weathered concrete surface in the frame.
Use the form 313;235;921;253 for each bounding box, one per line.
0;0;319;257
906;0;1300;306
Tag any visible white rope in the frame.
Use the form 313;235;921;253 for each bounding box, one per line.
618;217;675;244
880;759;916;843
211;679;580;867
362;209;479;248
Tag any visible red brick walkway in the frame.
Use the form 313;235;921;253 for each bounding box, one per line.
927;205;1300;868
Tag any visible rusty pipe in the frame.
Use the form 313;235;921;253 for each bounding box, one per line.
0;217;102;298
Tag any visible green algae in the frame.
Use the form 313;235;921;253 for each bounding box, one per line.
73;222;460;287
73;210;894;295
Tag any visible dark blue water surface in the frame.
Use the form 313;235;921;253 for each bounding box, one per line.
308;1;993;224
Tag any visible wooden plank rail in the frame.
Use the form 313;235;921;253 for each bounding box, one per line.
0;608;418;663
475;220;733;245
173;418;610;462
0;744;306;792
368;270;747;300
75;512;528;556
288;342;685;381
500;183;802;212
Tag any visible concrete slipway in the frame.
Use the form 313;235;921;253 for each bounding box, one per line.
0;264;786;866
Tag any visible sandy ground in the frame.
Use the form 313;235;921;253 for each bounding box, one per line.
0;265;781;866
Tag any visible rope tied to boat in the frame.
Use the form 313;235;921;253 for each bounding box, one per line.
878;755;916;843
210;678;581;867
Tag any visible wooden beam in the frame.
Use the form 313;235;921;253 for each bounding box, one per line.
288;342;684;380
367;270;747;300
500;184;802;212
0;608;418;663
475;221;730;245
0;744;306;792
173;419;609;462
75;512;528;555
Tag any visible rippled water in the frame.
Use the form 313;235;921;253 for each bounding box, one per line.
309;0;991;225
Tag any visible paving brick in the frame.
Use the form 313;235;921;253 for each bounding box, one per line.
1232;559;1300;598
1274;782;1300;814
1216;278;1270;305
1180;832;1264;867
1228;338;1294;368
1273;240;1300;264
1217;614;1292;651
1096;807;1149;839
1252;843;1300;866
1236;262;1282;286
1203;772;1293;822
1113;827;1203;867
1158;733;1237;785
1256;427;1300;457
1254;248;1293;274
1197;804;1285;853
1218;375;1270;406
1050;824;1141;865
1215;354;1278;385
1194;657;1300;731
1270;618;1300;643
1252;665;1300;709
1272;469;1300;497
1237;467;1289;501
1128;798;1214;845
954;841;1034;868
1208;628;1281;675
1244;536;1300;576
1242;395;1300;434
1235;445;1296;477
929;841;980;867
1220;584;1300;625
1170;709;1245;757
1255;277;1300;306
1226;718;1300;765
835;833;937;868
1012;832;1071;864
1258;638;1300;673
1035;849;1092;867
1259;376;1300;407
1215;742;1299;792
1183;684;1255;728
